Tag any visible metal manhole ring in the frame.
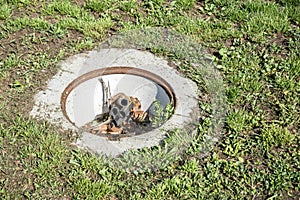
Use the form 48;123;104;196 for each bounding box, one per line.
60;66;177;127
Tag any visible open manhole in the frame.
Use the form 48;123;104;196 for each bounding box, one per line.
30;48;199;156
61;66;176;141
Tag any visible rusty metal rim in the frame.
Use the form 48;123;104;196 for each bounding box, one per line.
61;66;177;127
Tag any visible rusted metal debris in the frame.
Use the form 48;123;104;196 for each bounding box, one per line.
81;76;149;136
83;92;150;135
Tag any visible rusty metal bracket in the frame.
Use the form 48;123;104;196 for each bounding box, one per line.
61;66;176;127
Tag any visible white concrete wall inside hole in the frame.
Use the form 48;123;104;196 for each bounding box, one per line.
67;74;170;127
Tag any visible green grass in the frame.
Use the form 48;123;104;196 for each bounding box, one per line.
0;0;299;199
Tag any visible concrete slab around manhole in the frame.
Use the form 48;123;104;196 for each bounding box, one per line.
30;48;199;157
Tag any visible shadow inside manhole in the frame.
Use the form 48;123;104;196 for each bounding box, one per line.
61;66;176;140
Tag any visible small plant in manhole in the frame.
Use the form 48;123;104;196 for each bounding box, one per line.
150;100;174;127
81;78;174;139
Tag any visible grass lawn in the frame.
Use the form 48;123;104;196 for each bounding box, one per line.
0;0;299;199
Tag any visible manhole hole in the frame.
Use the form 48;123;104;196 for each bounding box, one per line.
61;66;176;140
30;48;200;157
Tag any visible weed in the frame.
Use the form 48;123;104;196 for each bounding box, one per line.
84;0;115;13
260;124;295;152
150;100;174;127
0;3;13;20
